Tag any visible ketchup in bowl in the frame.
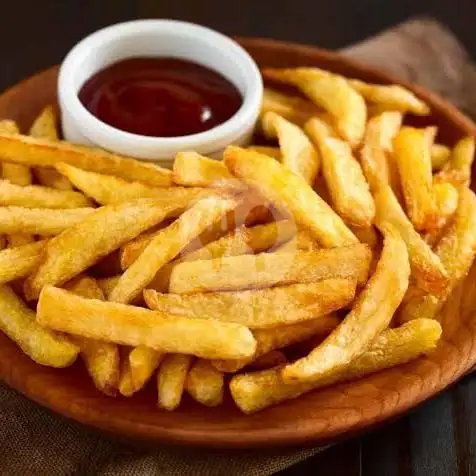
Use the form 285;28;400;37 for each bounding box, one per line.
78;58;243;137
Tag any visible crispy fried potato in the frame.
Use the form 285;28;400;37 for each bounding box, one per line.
349;225;380;248
7;234;35;247
431;144;451;171
359;112;402;191
0;285;78;367
262;68;367;147
24;198;190;300
348;79;430;115
212;314;340;373
185;359;224;407
249;350;287;370
306;118;375;227
247;146;281;160
0;180;91;208
224;146;357;247
0;133;172;186
282;228;410;383
169;245;370;294
0;207;95;236
145;280;355;328
433;182;459;227
97;275;121;299
109;196;238;304
157;354;193;410
393;127;438;231
37;286;257;360
374;185;448;294
0;120;19;135
231;318;441;413
261;112;319;184
436;137;475;187
0;240;47;284
400;188;476;323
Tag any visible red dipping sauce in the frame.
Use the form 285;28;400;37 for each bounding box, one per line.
78;58;243;137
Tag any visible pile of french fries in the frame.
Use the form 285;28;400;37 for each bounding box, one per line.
0;65;474;414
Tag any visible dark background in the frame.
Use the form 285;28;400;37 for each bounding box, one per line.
2;1;476;475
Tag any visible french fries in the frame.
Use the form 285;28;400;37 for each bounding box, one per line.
24;198;191;300
306;117;375;227
231;319;441;413
7;233;35;248
261;112;319;184
436;137;475;187
169;245;371;294
186;359;224;407
262;68;367;147
0;285;78;367
157;354;193;410
250;350;287;370
282;228;410;383
37;286;257;360
224;146;357;247
109;196;238;304
433;182;459;229
247;146;281;160
431;144;451;171
0;133;172;186
0;240;47;284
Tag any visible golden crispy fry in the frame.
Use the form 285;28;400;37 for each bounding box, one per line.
145;280;354;328
400;188;476;323
393;127;438;231
249;350;287;370
24;198;189;300
212;314;340;373
262;112;319;184
0;207;94;236
56;163;208;205
433;182;459;227
374;185;448;294
231;318;441;413
306;118;375;227
185;359;224;407
0;120;19;135
262;68;367;147
247;146;281;160
109;196;238;304
431;144;451;171
37;286;257;360
282;228;410;383
224;146;357;247
97;275;121;299
173;152;246;190
64;275;104;299
274;230;320;253
348;79;430;115
0;133;172;186
119;346;164;397
261;88;323;126
0;285;78;367
7;234;35;247
157;354;193;410
359;112;402;191
170;245;370;294
349;225;380;248
0;240;47;284
0;180;91;208
436;137;475;187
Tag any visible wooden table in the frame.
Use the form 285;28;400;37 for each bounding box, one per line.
2;2;476;475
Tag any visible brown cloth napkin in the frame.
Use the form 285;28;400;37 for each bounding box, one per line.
1;17;475;476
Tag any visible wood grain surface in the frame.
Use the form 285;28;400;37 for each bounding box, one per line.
0;38;475;449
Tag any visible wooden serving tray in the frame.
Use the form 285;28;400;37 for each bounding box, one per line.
0;38;475;448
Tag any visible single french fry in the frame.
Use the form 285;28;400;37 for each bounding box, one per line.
157;354;193;410
247;146;281;160
400;188;476;323
262;112;319;184
212;314;340;373
0;207;95;236
7;234;35;248
262;68;367;147
97;275;121;299
306;118;375;227
0;284;78;367
0;240;47;284
224;146;357;247
349;225;380;248
0;133;172;186
374;185;448;294
393;127;438;231
431;144;451;171
436;137;475;187
24;198;190;300
231;318;441;413
347;79;430;115
0;120;19;135
37;286;257;360
185;359;224;407
282;228;410;383
109;196;238;304
249;350;287;370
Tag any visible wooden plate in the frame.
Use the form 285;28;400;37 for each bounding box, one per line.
0;38;476;449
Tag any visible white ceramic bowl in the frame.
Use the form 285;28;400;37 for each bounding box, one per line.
58;20;263;167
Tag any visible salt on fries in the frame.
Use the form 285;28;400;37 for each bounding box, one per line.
0;63;471;415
